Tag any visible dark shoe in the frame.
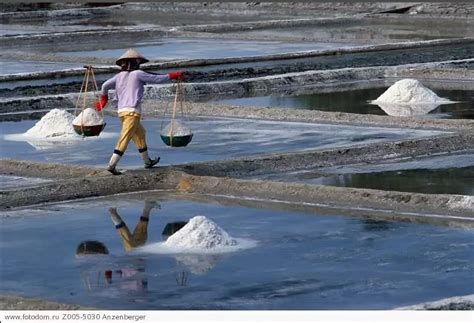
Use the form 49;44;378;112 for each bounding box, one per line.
144;157;160;169
107;166;122;175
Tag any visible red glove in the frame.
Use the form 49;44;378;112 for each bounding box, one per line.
95;95;108;111
168;71;185;81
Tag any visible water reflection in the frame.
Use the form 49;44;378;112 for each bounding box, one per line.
162;221;223;286
215;87;473;119
305;166;474;195
75;203;226;293
373;102;443;117
75;202;160;294
362;219;393;232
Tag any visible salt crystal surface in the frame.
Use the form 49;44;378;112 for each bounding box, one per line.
447;196;474;210
373;79;452;105
24;108;76;138
160;119;192;137
72;108;104;126
165;216;237;249
394;294;474;310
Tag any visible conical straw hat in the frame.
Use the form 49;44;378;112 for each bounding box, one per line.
115;48;149;66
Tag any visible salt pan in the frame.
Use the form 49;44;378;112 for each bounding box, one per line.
72;108;104;126
165;216;237;249
373;79;452;105
160;119;192;137
24;108;76;138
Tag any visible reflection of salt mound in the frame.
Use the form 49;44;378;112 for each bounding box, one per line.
376;102;441;117
174;254;222;275
165;216;237;249
72;108;104;126
373;79;452;105
160;119;192;137
24;109;76;138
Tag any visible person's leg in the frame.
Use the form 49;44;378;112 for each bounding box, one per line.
131;120;160;168
109;208;136;252
107;113;139;174
131;201;158;247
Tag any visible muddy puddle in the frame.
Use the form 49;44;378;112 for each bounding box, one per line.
215;85;474;119
256;151;474;195
1;193;473;309
0;116;443;168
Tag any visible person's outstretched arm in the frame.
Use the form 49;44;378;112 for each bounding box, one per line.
137;70;184;84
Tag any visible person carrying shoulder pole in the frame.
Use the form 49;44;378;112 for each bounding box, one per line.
95;48;185;175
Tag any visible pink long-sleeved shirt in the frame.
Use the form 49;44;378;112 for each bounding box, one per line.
101;70;169;115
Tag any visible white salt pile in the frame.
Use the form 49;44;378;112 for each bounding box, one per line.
160;119;192;137
138;215;256;254
24;108;76;138
165;216;237;249
373;79;452;105
72;107;104;126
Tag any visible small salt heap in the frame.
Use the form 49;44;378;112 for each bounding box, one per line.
72;107;104;127
160;119;192;137
373;79;451;104
371;79;453;117
25;108;76;138
165;216;237;250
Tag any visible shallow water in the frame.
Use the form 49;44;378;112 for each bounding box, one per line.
0;59;83;75
0;116;442;168
53;37;352;60
0;175;51;190
257;152;474;195
1;195;473;309
240;17;474;43
216;87;474;119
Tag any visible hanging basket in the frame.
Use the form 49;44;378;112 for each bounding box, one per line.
160;133;193;147
73;65;106;137
73;123;107;137
160;119;193;147
160;81;193;148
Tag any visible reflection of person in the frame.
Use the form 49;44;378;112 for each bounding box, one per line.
75;240;115;291
76;240;109;256
109;201;158;252
75;202;159;293
95;48;185;175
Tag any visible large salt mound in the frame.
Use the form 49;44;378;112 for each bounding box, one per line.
160;119;192;137
25;108;76;138
373;79;452;104
165;216;237;249
72;107;104;126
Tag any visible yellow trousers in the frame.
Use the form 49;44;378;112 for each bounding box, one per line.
115;112;147;153
116;217;149;252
